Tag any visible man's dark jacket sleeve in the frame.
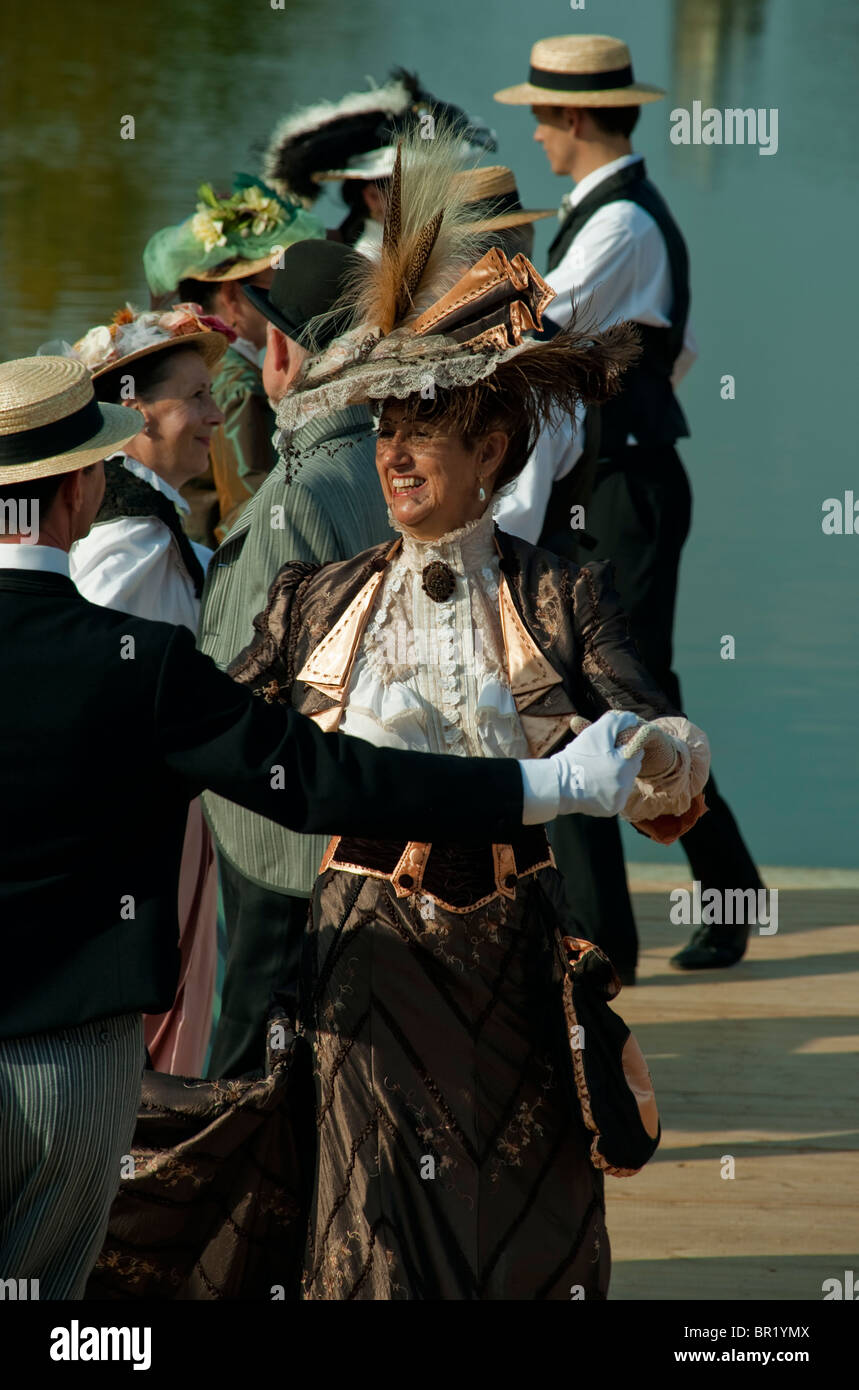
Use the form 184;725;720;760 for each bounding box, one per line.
155;625;524;844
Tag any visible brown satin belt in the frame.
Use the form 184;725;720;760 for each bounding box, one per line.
319;828;554;914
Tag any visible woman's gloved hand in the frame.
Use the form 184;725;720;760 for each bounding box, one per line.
520;710;644;825
568;711;712;843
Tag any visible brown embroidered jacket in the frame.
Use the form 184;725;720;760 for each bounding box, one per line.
228;526;696;870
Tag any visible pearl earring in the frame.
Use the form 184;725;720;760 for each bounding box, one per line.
478;478;486;503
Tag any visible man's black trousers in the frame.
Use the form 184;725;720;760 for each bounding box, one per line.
550;444;762;973
208;855;309;1079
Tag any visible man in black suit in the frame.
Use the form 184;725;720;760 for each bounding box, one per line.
0;355;641;1298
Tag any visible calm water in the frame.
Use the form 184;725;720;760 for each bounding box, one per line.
2;0;857;865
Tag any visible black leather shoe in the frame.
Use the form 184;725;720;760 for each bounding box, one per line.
669;924;749;971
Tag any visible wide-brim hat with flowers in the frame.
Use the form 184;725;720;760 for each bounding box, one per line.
53;304;235;381
494;35;665;107
143;174;326;299
0;356;144;485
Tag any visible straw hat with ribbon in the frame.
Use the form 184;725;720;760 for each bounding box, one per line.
44;304;235;383
0;356;143;485
494;35;665;107
450;166;554;231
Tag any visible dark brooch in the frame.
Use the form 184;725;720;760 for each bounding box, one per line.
421;560;456;603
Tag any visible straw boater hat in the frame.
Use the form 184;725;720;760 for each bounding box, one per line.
0;356;143;485
450;166;554;231
52;304;234;381
494;35;665;107
315;164;553;233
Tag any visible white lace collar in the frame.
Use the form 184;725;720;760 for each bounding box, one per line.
391;507;497;576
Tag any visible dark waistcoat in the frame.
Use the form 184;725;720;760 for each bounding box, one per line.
547;159;691;456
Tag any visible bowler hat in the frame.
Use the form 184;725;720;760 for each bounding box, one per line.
243;240;359;350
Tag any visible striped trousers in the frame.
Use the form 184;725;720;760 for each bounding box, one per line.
0;1012;144;1300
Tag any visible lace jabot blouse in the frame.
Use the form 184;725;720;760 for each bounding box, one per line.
340;509;531;760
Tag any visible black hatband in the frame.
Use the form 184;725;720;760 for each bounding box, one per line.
467;189;524;218
528;63;634;92
0;396;105;467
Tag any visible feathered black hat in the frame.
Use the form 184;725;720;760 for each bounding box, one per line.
262;68;496;203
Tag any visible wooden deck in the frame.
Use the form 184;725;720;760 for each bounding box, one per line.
606;878;859;1300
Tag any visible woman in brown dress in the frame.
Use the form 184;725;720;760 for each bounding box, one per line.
227;135;710;1300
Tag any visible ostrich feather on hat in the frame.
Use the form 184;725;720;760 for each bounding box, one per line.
275;124;639;458
262;68;496;203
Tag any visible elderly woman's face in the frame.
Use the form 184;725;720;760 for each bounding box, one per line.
375;401;506;541
132;349;223;488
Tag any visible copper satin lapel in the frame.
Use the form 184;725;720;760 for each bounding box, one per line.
297;540;573;755
296;541;400;730
498;574;574;758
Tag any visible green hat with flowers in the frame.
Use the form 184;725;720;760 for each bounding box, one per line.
143;174;326;299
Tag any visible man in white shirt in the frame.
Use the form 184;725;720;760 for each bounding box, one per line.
495;34;763;974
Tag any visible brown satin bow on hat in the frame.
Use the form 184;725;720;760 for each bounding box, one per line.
411;247;555;352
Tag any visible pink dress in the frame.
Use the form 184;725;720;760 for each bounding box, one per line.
142;798;218;1074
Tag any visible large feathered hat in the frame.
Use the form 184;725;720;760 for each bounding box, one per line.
262;68;496;203
274;125;639;465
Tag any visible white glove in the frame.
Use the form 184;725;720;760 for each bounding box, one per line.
520;710;645;825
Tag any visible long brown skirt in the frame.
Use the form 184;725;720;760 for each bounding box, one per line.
299;865;610;1300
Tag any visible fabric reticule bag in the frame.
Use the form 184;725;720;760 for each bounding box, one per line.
558;935;661;1176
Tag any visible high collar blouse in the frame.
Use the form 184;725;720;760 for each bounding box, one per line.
69;454;212;632
339;508;531;760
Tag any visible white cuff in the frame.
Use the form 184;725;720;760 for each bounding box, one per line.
518;758;561;826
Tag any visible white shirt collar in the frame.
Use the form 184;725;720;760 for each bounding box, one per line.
231;336;265;369
352;220;384;260
0;544;71;576
110;453;190;514
565;152;644;212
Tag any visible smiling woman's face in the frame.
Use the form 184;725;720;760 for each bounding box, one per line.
129;348;224;491
375;400;507;541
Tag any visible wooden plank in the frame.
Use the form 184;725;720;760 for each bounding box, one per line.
604;888;859;1300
